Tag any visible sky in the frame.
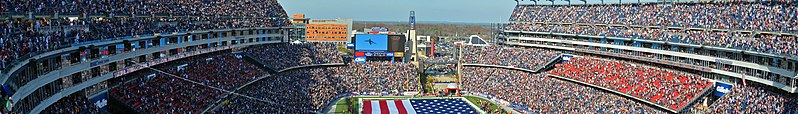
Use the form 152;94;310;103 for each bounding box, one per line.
277;0;658;23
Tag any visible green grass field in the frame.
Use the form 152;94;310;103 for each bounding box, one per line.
464;96;508;114
333;97;352;114
331;96;506;114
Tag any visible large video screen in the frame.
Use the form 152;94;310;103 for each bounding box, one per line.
388;35;406;52
355;34;388;51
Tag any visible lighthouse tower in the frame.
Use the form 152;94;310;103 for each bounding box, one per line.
408;11;418;62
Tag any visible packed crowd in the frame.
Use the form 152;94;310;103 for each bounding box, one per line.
112;72;223;113
339;61;418;93
0;0;290;71
244;43;343;70
708;84;798;113
215;61;417;113
2;0;288;17
1;16;289;70
41;94;102;114
550;57;712;110
508;1;798;32
424;42;458;63
111;54;267;113
425;64;456;74
461;46;559;70
461;67;663;113
504;23;798;57
214;68;343;113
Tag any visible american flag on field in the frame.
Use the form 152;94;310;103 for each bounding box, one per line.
362;99;479;114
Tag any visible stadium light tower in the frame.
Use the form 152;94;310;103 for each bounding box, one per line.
548;0;555;5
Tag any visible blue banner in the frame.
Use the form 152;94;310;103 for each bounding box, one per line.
562;55;573;63
354;56;367;63
2;84;12;96
714;82;732;97
386;52;395;57
89;92;109;111
365;52;374;56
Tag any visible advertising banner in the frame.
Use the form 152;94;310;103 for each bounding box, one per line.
395;52;404;57
354;56;367;63
386;52;395;57
360;51;390;57
89;92;109;111
371;27;389;32
714;82;732;97
355;34;388;51
372;52;386;57
355;52;365;57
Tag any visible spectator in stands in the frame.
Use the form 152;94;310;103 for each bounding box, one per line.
0;0;291;72
215;61;416;113
244;43;344;70
509;1;797;32
505;1;798;58
708;84;798;114
41;94;101;114
461;46;559;70
462;67;663;113
550;57;712;110
111;54;266;113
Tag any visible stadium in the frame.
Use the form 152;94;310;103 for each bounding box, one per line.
0;0;796;114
